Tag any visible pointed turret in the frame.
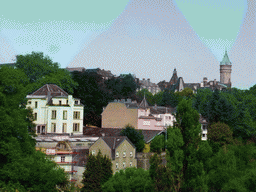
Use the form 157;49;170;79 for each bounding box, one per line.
138;93;149;108
169;68;178;85
220;49;232;65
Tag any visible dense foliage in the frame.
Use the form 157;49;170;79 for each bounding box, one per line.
81;150;113;192
15;51;78;94
0;66;69;192
102;167;154;192
120;125;145;152
150;134;165;153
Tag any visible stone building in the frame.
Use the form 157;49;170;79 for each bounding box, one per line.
136;78;161;95
26;84;84;135
158;51;232;92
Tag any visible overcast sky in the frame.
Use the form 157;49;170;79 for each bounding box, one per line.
0;0;253;90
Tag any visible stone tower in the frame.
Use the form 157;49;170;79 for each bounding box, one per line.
220;50;232;87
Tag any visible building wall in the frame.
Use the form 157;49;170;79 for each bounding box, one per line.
102;103;137;129
89;139;112;160
220;65;232;84
27;95;83;135
138;118;163;130
113;140;137;174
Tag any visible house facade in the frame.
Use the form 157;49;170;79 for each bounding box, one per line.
26;84;84;135
101;98;176;131
89;136;137;174
136;78;161;95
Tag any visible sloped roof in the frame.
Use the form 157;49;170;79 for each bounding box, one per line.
169;68;178;85
138;96;149;108
150;106;176;114
72;148;89;167
100;136;135;159
66;67;85;72
29;84;69;97
220;50;232;65
83;127;163;144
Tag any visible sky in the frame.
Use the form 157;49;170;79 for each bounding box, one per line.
0;0;253;90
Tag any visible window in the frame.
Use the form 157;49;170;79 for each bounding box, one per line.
34;113;37;120
75;100;78;105
52;110;56;119
165;116;168;119
61;156;65;162
62;123;67;133
92;150;95;155
37;126;40;133
42;126;45;134
59;100;62;105
66;99;68;104
123;152;126;157
203;134;206;138
130;161;132;167
73;111;80;119
143;121;150;126
51;123;56;133
123;162;126;168
35;101;38;108
116;163;119;169
116;152;119;158
203;125;207;131
63;111;67;120
130;152;133;157
28;101;31;105
73;123;80;132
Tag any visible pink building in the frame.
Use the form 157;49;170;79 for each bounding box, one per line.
102;97;176;131
137;97;176;130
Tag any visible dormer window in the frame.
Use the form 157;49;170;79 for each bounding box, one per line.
75;100;78;105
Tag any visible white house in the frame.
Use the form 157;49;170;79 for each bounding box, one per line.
26;84;84;135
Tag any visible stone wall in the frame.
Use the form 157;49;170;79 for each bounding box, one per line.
136;152;167;170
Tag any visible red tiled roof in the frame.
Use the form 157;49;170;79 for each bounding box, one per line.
30;84;69;97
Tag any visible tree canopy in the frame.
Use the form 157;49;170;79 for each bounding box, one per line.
120;125;145;152
0;66;69;191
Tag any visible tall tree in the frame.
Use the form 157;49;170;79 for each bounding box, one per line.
0;66;69;191
120;125;145;152
102;167;154;192
174;99;208;191
82;150;112;192
15;51;78;94
71;71;112;127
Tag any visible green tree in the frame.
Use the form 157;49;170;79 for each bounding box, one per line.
175;87;194;99
161;89;180;108
0;66;69;191
136;88;154;105
153;91;163;105
15;51;78;94
71;71;112;127
82;150;113;192
120;125;145;152
102;167;154;192
207;122;234;153
174;99;208;191
150;134;165;154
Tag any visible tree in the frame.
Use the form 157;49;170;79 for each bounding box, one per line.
136;88;154;105
161;89;180;108
175;87;194;99
71;71;112;127
82;150;112;192
0;66;69;191
102;167;154;192
207;122;234;153
120;125;145;152
150;134;165;154
174;99;208;191
15;51;78;94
